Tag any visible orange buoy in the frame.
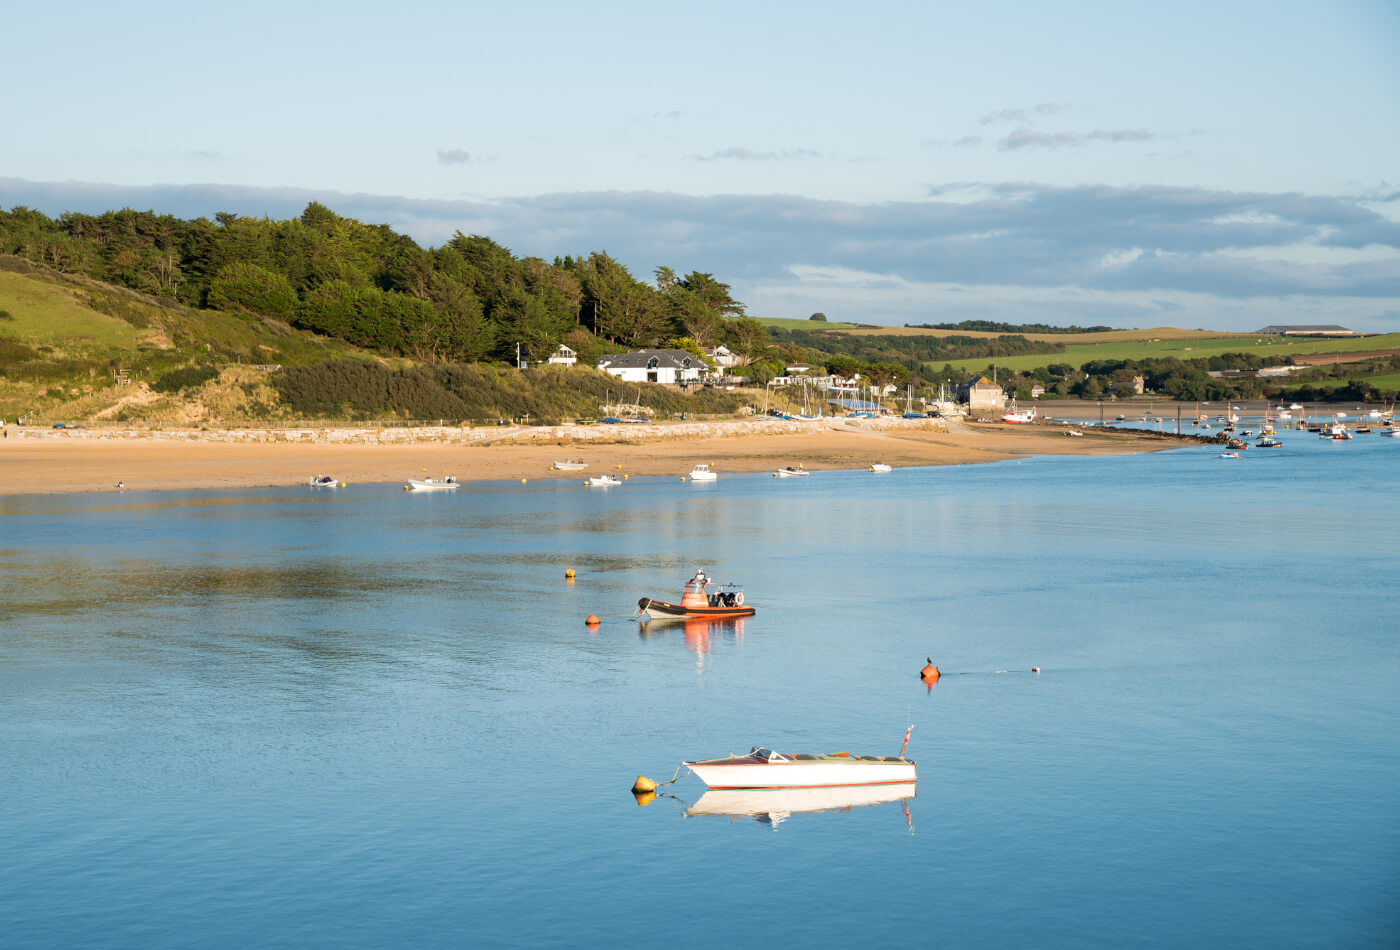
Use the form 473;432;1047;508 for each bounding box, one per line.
920;657;940;680
565;569;576;579
585;615;600;626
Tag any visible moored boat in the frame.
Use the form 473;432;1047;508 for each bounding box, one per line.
1001;406;1036;424
405;476;457;491
307;474;339;488
687;464;718;481
773;466;808;477
684;735;916;790
552;459;588;471
638;568;754;620
868;462;892;473
587;474;622;486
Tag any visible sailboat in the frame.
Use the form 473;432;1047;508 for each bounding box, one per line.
902;385;926;419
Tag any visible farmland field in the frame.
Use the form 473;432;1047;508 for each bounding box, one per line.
934;332;1400;375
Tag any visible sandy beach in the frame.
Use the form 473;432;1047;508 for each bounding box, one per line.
0;415;1198;495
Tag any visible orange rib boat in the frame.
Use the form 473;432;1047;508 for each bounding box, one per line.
638;569;755;621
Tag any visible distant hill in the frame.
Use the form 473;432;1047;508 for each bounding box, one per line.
0;260;748;425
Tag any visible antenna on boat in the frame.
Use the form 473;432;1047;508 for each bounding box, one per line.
899;722;913;760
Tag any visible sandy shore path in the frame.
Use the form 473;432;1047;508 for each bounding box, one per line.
0;418;1196;496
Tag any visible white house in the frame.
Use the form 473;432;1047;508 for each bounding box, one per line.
595;349;710;385
703;345;738;369
546;344;577;366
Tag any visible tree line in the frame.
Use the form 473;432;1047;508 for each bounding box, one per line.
0;203;771;366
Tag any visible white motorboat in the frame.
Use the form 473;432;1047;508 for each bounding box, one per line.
405;476;458;491
683;744;916;790
552;460;588;471
773;466;809;478
587;475;622;486
687;464;718;481
307;474;339;488
868;462;892;473
685;783;916;826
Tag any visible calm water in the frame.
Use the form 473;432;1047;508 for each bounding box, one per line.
2;430;1397;948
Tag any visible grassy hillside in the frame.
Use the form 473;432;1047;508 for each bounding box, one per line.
0;262;377;421
751;316;869;331
0;262;752;425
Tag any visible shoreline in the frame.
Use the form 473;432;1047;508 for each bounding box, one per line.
0;415;1201;496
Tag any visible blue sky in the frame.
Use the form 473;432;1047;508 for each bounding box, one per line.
4;0;1399;330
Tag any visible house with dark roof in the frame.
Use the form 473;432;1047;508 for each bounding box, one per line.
595;349;711;385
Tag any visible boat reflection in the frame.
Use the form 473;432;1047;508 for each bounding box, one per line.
684;782;917;829
638;616;746;673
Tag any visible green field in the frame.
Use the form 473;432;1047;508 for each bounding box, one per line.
0;271;151;351
752;316;868;331
936;333;1400;375
1277;371;1400;392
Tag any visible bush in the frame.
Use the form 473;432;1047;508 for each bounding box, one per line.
208;263;299;319
152;365;221;393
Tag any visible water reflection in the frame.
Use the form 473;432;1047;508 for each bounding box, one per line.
637;616;746;674
681;782;918;830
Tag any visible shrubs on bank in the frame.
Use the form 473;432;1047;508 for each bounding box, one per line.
272;360;749;423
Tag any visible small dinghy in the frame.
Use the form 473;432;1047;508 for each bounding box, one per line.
405;476;458;491
638;568;753;620
868;462;892;473
552;460;588;471
587;474;622;486
773;466;808;477
307;474;339;488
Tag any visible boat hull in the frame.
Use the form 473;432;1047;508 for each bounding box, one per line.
406;479;457;491
639;597;754;621
684;758;915;789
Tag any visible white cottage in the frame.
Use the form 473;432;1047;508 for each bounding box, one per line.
595;349;710;385
702;345;738;369
546;344;577;366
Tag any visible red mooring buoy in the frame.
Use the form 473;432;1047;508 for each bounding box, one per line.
920;658;940;680
585;615;600;626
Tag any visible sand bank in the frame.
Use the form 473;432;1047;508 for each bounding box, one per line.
0;416;1198;496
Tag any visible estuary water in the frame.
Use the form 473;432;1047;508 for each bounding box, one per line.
2;432;1397;948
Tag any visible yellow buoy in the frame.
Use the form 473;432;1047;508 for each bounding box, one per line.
565;569;575;578
616;464;622;470
521;477;527;484
632;775;657;793
340;482;347;487
633;790;656;807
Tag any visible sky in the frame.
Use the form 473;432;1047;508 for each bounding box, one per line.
4;0;1399;331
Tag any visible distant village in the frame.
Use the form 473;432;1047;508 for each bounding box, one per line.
532;323;1363;417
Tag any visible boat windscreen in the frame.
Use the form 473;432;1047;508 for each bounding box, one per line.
750;747;775;759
